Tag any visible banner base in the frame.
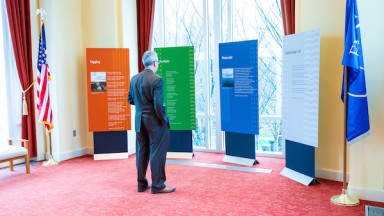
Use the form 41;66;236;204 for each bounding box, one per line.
280;167;317;186
94;152;128;160
167;152;194;159
223;155;256;166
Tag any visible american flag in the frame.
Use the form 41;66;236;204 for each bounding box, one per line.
36;23;53;132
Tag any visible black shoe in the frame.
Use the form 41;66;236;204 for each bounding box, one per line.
138;184;151;192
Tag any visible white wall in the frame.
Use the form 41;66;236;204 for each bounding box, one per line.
348;0;384;202
121;0;139;153
31;0;138;161
33;0;89;161
296;0;346;181
297;0;384;202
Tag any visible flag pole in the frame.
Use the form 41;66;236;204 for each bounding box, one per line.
36;8;58;166
36;8;47;162
330;66;359;206
42;132;59;166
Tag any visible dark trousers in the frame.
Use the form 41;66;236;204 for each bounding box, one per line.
136;116;170;192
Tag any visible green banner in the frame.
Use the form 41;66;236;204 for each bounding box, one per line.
155;46;196;130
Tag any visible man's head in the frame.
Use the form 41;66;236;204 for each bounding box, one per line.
142;51;159;72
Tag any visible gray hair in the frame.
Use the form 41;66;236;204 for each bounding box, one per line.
142;51;158;67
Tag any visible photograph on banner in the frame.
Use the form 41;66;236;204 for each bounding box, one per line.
221;68;235;87
91;72;107;92
219;40;259;135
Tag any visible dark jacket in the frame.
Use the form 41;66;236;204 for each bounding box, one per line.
128;69;170;132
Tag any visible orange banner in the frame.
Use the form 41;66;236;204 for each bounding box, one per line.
86;48;131;132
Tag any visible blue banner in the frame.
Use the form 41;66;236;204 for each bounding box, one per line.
219;40;259;135
342;0;370;143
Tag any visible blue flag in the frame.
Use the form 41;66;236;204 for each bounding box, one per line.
341;0;370;143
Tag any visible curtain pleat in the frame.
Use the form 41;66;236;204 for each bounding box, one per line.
280;0;295;35
136;0;156;71
5;0;37;157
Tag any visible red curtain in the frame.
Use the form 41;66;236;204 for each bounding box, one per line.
136;0;156;71
280;0;295;35
5;0;37;157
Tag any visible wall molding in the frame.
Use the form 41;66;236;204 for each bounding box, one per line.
58;147;94;161
315;168;349;182
316;168;384;202
348;186;384;203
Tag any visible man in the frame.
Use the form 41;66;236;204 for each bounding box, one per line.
128;50;175;194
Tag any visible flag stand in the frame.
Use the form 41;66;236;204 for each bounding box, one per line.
37;8;58;166
330;66;359;206
42;133;59;166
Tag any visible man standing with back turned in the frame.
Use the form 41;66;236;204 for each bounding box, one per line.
128;50;176;194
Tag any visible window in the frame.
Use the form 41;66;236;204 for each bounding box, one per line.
0;0;22;146
153;0;283;156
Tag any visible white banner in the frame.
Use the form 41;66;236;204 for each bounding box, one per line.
282;29;320;148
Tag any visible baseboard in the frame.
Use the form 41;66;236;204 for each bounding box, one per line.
314;168;384;202
315;168;349;182
41;147;132;162
57;147;94;162
348;186;384;203
1;153;87;167
35;154;46;162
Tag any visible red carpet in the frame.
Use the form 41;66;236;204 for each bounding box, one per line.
0;152;383;215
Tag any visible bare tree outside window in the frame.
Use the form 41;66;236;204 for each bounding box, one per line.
153;0;283;154
153;0;209;148
230;0;283;153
